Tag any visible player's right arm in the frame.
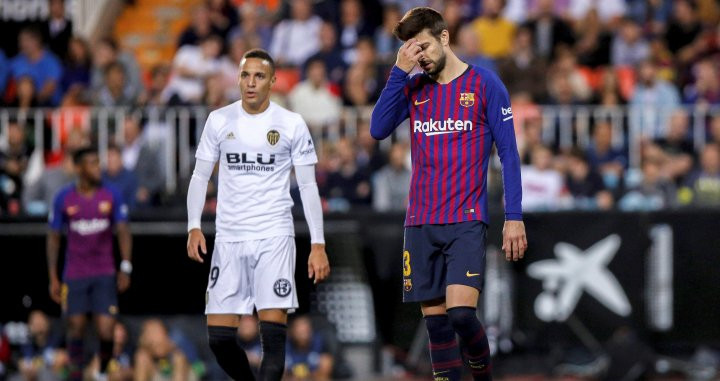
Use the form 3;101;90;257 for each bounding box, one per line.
369;39;422;140
47;190;66;304
187;113;221;263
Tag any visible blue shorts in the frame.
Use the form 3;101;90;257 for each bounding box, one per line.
62;275;118;316
402;221;487;303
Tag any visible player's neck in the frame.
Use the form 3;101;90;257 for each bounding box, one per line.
433;52;468;84
76;180;98;196
242;99;271;115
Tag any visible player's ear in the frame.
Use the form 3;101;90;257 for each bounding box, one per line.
441;30;450;47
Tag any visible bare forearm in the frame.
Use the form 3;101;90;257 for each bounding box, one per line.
117;223;132;262
47;232;60;280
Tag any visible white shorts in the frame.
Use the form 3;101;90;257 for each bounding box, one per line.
205;236;298;315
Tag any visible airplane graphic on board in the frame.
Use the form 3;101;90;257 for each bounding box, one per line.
527;234;632;322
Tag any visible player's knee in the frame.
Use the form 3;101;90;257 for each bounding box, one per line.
447;306;479;332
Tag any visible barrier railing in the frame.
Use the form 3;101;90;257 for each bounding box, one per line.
1;105;718;193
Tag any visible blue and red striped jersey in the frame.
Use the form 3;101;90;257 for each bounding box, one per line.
370;65;522;227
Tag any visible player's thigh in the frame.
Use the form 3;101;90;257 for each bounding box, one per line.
205;242;255;316
66;314;88;337
402;225;446;303
63;278;91;317
207;314;241;327
420;298;447;316
254;236;298;312
446;284;480;309
445;221;487;297
89;275;119;317
93;313;116;340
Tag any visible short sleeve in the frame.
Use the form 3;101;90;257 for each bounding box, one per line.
291;117;318;166
195;112;221;162
49;190;66;231
110;187;129;224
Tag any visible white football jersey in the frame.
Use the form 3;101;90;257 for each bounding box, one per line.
195;100;318;242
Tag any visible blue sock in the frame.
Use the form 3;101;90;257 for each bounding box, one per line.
447;307;491;380
424;314;462;381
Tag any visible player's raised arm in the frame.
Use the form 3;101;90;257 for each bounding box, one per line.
187;114;220;263
369;39;421;140
485;73;527;261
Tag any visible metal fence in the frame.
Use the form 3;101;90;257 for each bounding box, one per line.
1;105;718;193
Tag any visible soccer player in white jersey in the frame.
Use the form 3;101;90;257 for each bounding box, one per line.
186;49;330;381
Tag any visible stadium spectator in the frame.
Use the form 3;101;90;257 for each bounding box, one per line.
7;76;38;109
456;24;497;73
86;322;134;381
518;113;544;164
356;123;387;173
0;49;8;100
372;143;410;212
206;0;239;39
337;0;373;65
228;3;273;51
23;148;77;216
498;26;547;100
683;59;720;106
288;58;342;129
43;0;73;59
568;0;626;26
612;18;650;67
522;0;575;60
664;0;702;56
90;38;143;103
134;319;196;381
564;148;614;210
121;115;165;207
471;0;516;59
342;38;383;106
678;143;720;206
549;51;592;102
177;5;223;48
9;27;63;106
139;64;171;107
619;157;676;211
103;145;139;210
203;72;229;110
61;38;92;94
95;62;137;107
522;145;567;211
219;35;248;101
163;35;223;105
0;122;32;215
285;316;333;381
18;310;68;381
323;138;371;208
305;22;346;85
651;109;695;183
710;115;720;146
630;59;681;138
594;68;626;105
375;4;403;64
237;315;262;373
625;0;673;34
269;0;322;66
573;9;612;68
586;121;627;190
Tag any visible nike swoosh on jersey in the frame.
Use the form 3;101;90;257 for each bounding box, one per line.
414;99;431;106
466;271;481;277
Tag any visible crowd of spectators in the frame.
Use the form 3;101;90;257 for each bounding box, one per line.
1;0;720;217
0;311;335;380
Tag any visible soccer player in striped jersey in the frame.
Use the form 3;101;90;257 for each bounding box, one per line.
370;7;527;381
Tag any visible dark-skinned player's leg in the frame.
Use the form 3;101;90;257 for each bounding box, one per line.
257;309;287;381
67;314;87;381
90;275;120;377
94;314;115;377
207;314;255;380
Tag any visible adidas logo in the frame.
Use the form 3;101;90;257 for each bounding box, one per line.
226;132;235;140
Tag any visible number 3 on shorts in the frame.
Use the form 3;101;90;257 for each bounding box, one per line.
403;250;411;277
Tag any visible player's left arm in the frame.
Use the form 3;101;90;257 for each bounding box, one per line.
111;189;132;292
291;117;329;284
485;73;527;262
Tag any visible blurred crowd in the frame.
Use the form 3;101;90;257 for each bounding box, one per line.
0;312;337;381
1;0;720;216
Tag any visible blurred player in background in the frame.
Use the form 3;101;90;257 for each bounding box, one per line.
47;147;133;381
186;49;329;381
370;7;527;381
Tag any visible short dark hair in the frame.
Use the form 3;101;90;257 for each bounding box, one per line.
73;146;98;165
242;49;275;74
393;7;447;42
20;27;43;43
